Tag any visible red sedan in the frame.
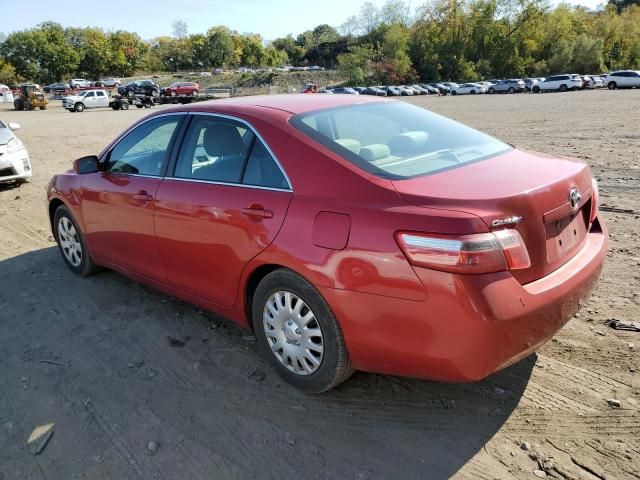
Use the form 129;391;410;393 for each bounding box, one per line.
46;95;607;392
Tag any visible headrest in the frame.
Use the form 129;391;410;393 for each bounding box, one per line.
203;123;244;158
388;131;429;156
360;144;391;162
335;138;361;154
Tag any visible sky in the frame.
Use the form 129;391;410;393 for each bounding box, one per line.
5;0;604;41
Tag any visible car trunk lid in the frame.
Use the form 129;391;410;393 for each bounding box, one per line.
391;148;594;284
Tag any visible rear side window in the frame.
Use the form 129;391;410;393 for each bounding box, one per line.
174;116;253;183
291;102;511;179
173;115;289;189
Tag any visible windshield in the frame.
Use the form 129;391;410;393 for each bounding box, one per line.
290;101;511;179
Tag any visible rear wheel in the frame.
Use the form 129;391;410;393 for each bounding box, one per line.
120;101;129;110
608;81;617;90
53;205;99;276
559;84;568;92
488;87;495;94
451;90;457;95
252;269;353;393
470;90;476;94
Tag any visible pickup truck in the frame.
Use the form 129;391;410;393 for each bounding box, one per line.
62;89;110;112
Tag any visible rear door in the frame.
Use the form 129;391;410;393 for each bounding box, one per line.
80;114;185;281
95;90;108;107
154;114;292;307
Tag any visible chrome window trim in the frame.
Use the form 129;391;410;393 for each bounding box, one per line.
100;111;294;192
178;111;293;192
163;176;292;193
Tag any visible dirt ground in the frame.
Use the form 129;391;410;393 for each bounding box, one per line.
0;90;638;480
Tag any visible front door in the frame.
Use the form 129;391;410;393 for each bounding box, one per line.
154;114;292;307
80;114;184;281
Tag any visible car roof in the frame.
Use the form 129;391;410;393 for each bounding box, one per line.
172;93;389;115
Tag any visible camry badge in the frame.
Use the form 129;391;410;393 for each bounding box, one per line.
491;216;523;227
568;188;581;210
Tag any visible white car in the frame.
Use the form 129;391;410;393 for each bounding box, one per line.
0;121;32;185
62;89;110;112
605;70;640;89
0;84;14;104
451;83;487;95
534;74;583;92
69;78;92;89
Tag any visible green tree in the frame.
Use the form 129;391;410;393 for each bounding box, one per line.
206;26;236;67
337;44;373;84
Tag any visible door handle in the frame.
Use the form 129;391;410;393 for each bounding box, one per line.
133;191;153;203
240;205;274;219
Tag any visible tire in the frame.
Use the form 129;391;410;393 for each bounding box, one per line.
67;109;75;112
53;205;99;276
151;89;159;97
170;90;177;97
608;81;616;90
40;106;47;110
559;84;567;92
192;90;198;96
144;102;152;108
451;90;457;95
14;99;23;110
136;104;143;108
533;86;540;93
252;269;353;393
120;101;129;110
470;90;476;95
74;103;85;112
488;87;495;94
508;87;515;93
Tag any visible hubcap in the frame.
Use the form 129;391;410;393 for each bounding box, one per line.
263;291;324;375
58;217;82;267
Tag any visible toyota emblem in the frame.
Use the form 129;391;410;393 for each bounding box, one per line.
568;188;581;209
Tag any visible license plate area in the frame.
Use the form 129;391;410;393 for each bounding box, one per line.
545;207;588;264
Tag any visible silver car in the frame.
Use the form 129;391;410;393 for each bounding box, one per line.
488;79;525;94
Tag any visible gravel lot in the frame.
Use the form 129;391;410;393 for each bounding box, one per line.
0;90;638;480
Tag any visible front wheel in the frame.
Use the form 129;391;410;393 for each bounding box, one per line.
488;87;495;94
533;86;540;93
53;205;99;276
252;269;353;393
508;87;515;93
74;103;84;112
608;81;617;90
120;101;129;110
451;90;457;95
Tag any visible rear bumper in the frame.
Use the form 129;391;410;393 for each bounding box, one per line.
320;220;608;381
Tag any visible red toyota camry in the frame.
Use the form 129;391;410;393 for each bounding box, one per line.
46;95;607;392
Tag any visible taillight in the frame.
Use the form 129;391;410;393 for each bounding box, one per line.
396;229;531;274
590;178;599;224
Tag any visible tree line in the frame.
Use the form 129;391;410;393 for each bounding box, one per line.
0;0;639;86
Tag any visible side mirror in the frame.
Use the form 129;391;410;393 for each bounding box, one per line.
8;122;20;131
73;155;99;174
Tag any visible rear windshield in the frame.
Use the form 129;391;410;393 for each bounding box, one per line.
290;101;511;179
